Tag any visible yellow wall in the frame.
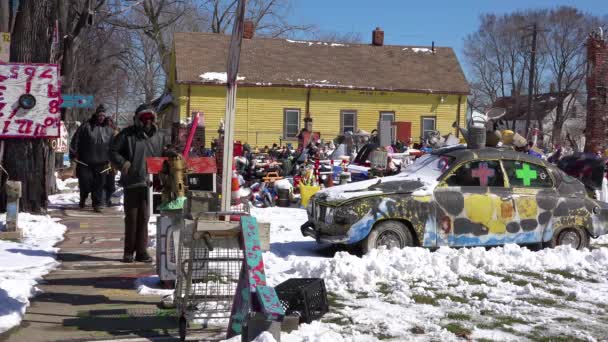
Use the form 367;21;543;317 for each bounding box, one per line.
177;84;467;147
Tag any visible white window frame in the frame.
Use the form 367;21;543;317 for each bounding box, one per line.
421;116;436;140
283;108;300;139
340;110;357;134
380;111;396;141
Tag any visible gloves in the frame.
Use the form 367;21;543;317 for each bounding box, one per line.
121;161;131;175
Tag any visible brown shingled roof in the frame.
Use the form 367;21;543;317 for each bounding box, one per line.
173;32;470;95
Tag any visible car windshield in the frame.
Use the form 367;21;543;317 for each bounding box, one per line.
402;154;454;181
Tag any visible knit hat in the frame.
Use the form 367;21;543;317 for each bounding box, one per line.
95;104;106;114
134;103;157;125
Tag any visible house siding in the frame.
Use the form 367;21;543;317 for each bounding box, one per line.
176;84;467;147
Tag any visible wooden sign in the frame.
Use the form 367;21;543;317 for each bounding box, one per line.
51;122;68;153
0;63;61;138
0;33;9;62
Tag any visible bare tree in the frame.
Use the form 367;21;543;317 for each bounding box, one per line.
311;30;363;43
541;6;599;144
202;0;312;37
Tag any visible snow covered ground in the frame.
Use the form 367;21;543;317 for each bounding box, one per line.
136;205;608;341
0;213;66;334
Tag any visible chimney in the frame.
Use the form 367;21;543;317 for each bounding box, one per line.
243;20;254;39
372;27;384;46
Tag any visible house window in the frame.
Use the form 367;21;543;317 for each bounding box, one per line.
341;110;357;134
283;109;300;139
421;116;436;141
380;111;395;142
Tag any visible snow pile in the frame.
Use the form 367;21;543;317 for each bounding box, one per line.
55;175;78;192
200;72;245;83
0;213;66;333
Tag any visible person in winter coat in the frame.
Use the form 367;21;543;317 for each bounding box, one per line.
110;104;171;263
69;104;115;212
103;117;120;207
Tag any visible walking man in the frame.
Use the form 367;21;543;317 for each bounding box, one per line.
110;104;170;263
69;104;114;212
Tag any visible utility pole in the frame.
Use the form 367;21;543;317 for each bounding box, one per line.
524;23;538;139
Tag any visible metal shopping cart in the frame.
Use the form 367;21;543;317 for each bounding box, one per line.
175;213;246;341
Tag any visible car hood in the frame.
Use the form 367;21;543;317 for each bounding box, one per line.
314;171;436;203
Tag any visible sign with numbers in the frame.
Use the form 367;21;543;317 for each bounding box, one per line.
0;33;9;62
0;63;62;138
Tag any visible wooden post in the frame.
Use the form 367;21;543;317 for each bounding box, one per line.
1;180;22;240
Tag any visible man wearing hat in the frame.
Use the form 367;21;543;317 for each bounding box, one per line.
69;104;114;212
110;104;170;263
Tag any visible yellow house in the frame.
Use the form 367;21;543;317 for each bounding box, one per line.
169;28;470;147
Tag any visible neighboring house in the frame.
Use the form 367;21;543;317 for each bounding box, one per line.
492;92;586;149
168;26;470;147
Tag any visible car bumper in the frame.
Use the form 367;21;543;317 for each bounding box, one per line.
300;221;350;244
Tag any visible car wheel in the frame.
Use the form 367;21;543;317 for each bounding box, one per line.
547;227;590;250
362;220;414;254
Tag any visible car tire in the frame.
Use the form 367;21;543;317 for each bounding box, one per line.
362;220;414;254
545;227;590;250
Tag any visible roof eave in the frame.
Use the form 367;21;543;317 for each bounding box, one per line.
174;80;470;96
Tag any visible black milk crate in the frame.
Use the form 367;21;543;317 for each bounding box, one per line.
274;278;329;324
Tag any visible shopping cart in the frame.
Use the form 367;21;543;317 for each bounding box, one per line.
175;212;247;341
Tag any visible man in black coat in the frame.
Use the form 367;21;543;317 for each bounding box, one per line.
110;104;170;263
69;105;114;212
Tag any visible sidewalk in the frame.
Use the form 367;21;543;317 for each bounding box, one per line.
0;208;224;342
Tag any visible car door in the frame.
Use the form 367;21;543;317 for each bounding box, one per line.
434;159;508;247
501;160;557;244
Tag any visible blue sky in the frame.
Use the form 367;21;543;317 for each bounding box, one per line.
288;0;607;76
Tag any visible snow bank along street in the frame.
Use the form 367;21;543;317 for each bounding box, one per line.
0;214;66;333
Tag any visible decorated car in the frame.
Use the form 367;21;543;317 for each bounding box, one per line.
301;146;608;252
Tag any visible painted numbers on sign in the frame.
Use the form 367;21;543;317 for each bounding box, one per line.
0;63;61;138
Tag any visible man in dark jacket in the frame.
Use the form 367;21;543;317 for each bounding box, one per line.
69;104;114;212
110;104;170;263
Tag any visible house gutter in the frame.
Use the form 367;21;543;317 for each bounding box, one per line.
175;81;471;96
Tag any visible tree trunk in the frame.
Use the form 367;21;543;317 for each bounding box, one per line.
0;0;56;214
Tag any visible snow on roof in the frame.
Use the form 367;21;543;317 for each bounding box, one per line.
285;39;347;47
199;72;245;83
402;47;433;54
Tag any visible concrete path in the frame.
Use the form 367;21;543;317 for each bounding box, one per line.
0;208;225;342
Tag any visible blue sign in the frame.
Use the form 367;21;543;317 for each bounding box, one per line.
61;94;94;108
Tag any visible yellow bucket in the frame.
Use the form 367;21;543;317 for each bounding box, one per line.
299;184;320;208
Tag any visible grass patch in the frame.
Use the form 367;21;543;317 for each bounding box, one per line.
476;339;495;342
487;271;504;278
565;293;577;301
513;270;545;280
525;297;558;306
327;292;348;309
472;291;488;300
355;291;369;299
546;269;597;283
412;294;438;306
377;282;392;295
527;334;586;342
154;309;176;317
496;315;528;325
460;276;486;285
444;323;472;339
447;312;471;321
553;317;574;323
503;275;530;287
547;288;566;297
